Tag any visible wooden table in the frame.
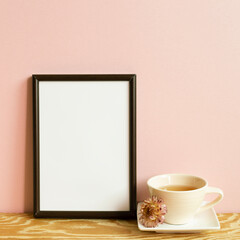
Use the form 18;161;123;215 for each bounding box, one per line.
0;213;239;239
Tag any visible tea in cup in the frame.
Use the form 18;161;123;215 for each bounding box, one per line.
147;174;223;224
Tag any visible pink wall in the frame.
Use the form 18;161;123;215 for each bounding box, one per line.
0;0;239;213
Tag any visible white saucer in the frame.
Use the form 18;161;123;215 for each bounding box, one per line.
137;202;220;233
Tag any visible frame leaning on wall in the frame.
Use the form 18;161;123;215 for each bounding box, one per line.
32;74;136;218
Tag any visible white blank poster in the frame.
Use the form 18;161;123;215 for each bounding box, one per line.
39;81;130;211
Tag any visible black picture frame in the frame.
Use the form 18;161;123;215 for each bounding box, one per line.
33;74;136;218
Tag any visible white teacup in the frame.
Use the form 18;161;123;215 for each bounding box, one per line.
147;174;223;225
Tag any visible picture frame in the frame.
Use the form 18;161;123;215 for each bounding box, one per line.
32;74;136;218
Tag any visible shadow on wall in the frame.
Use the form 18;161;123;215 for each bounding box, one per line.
24;77;33;212
137;178;150;201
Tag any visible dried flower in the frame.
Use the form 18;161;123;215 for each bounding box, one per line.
139;196;167;228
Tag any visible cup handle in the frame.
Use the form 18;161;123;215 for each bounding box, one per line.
197;186;224;213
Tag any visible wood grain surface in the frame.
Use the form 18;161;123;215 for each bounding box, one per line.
0;213;239;239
